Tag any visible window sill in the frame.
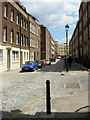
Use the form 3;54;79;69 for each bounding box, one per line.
4;16;8;19
16;43;19;46
11;20;14;23
3;40;7;43
12;61;19;63
16;24;19;26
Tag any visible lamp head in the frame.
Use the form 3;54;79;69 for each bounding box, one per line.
65;24;69;31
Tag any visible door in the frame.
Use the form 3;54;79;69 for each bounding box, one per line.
7;50;10;70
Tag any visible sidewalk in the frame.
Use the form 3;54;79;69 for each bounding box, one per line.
37;60;90;118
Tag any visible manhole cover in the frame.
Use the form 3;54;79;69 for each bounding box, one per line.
66;82;80;89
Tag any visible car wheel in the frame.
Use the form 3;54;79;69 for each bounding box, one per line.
22;68;24;72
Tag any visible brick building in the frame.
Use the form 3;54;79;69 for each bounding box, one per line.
0;0;41;72
29;14;41;61
69;1;90;68
57;43;69;57
40;25;55;59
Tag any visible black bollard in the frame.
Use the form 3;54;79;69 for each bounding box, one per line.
46;80;51;114
66;67;68;72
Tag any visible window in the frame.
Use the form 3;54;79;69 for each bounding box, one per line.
26;37;28;46
16;14;19;25
4;3;7;18
23;35;25;46
10;30;14;43
21;17;23;27
21;34;23;46
30;22;32;32
24;20;26;29
26;22;28;30
16;32;19;45
12;51;18;62
37;28;38;36
0;50;3;64
3;26;7;42
11;10;14;21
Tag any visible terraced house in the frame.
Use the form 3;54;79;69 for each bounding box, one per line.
29;14;41;61
69;1;90;68
0;0;40;72
40;25;55;59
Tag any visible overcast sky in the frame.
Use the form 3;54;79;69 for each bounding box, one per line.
20;0;81;43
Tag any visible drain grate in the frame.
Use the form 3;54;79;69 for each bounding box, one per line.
66;82;80;89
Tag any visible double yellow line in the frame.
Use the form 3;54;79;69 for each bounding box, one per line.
11;98;41;119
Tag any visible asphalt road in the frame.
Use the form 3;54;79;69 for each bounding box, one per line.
1;59;88;118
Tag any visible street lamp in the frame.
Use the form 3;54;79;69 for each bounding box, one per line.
65;24;69;72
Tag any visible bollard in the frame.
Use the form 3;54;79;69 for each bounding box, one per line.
66;66;68;72
46;80;51;114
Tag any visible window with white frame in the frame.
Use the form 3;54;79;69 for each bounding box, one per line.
12;51;18;62
23;35;25;46
16;32;19;45
10;30;14;43
4;3;7;18
37;28;38;36
30;22;32;32
21;17;23;27
26;37;28;46
11;10;14;21
26;22;28;30
3;26;7;42
21;34;23;46
24;20;26;29
16;14;19;25
36;41;38;48
0;50;3;64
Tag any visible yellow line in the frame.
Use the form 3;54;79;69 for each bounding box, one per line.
20;98;40;111
11;98;40;118
20;100;41;118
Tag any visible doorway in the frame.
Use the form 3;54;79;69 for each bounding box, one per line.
7;50;10;70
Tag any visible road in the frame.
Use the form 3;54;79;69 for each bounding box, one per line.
1;59;89;118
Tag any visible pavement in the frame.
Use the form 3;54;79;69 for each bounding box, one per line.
36;60;90;118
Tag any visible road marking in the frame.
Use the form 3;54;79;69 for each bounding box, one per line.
20;98;40;111
11;98;40;118
20;100;41;118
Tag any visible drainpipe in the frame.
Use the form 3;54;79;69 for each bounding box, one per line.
29;20;30;61
20;13;21;68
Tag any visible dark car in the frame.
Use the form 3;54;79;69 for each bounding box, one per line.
36;60;44;68
22;61;38;71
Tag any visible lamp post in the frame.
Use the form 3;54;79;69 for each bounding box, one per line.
65;24;69;72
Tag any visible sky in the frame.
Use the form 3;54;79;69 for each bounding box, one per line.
20;0;82;43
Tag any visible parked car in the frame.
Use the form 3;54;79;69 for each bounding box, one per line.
57;56;61;59
46;59;51;65
36;60;44;68
42;59;47;66
22;61;38;71
50;58;56;62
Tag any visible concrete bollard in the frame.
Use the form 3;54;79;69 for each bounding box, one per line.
46;80;51;114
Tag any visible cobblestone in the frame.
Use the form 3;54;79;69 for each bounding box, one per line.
1;59;89;118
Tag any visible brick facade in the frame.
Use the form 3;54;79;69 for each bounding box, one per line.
69;1;90;68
